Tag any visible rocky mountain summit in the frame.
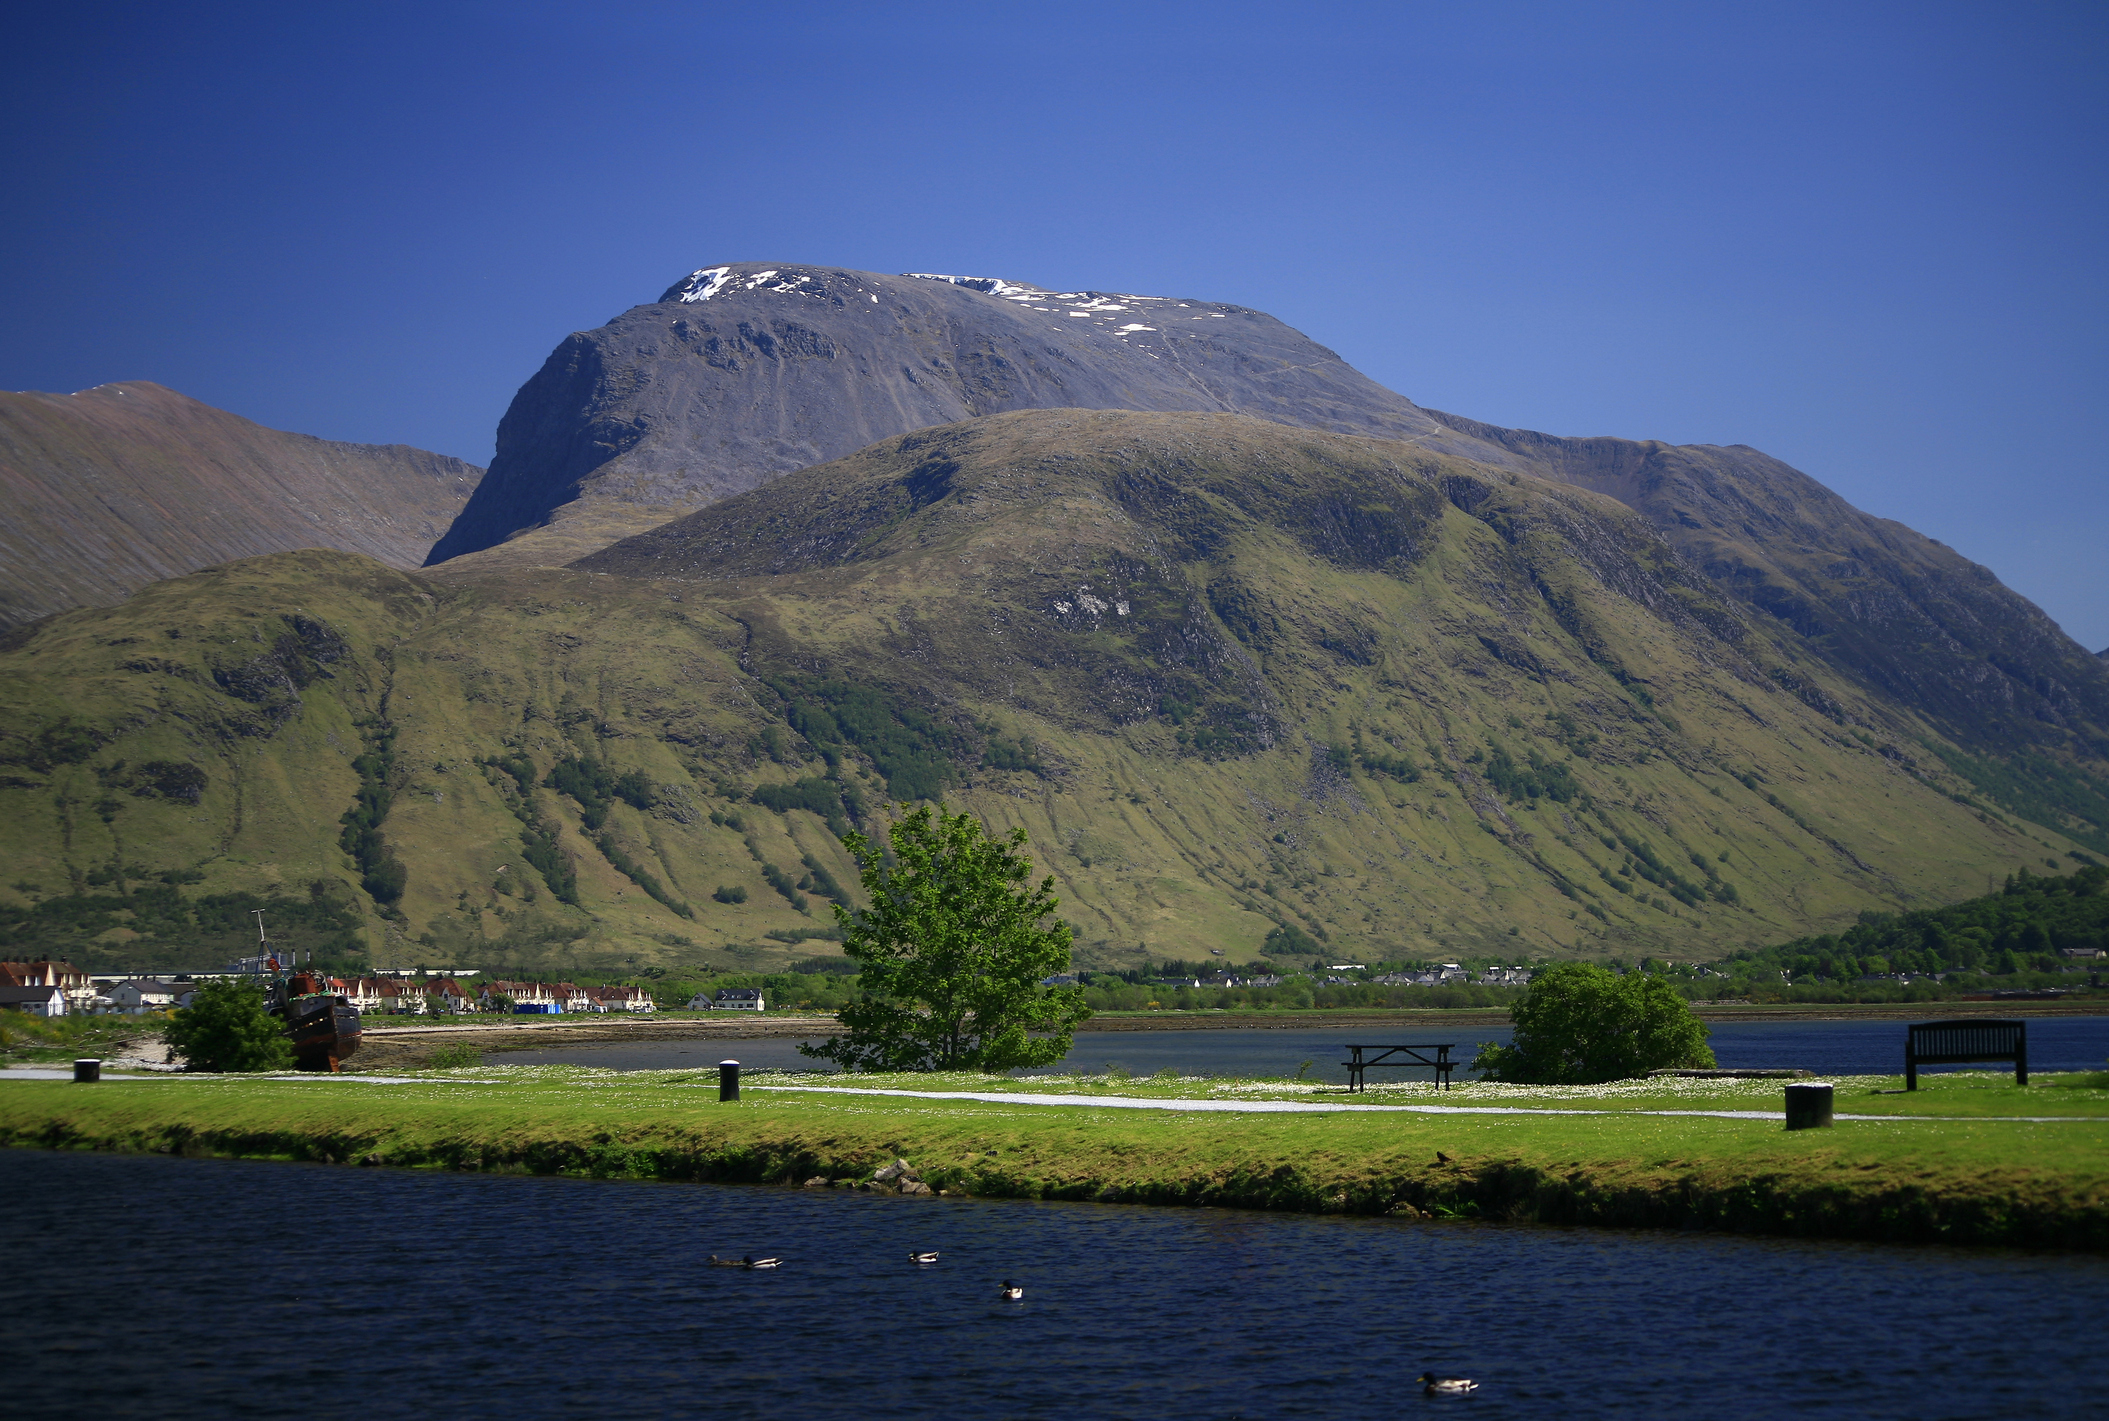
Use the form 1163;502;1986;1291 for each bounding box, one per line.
424;263;1512;564
1;382;482;627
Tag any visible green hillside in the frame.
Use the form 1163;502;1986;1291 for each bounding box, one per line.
0;410;2096;977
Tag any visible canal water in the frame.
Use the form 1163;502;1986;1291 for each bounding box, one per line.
490;1015;2109;1082
6;1149;2104;1419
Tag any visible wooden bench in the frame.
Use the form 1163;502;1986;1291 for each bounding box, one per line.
1342;1044;1458;1092
1906;1018;2027;1090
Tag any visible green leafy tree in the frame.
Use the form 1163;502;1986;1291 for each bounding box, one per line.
1472;961;1714;1084
164;978;294;1073
802;804;1089;1072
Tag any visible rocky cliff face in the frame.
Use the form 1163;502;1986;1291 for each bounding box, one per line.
0;382;482;627
424;264;1517;564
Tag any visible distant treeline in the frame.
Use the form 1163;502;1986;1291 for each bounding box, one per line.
1723;864;2107;986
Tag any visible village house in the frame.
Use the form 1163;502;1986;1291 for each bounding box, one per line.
586;985;655;1013
0;984;69;1017
481;980;563;1013
421;979;477;1013
1;959;97;1012
695;987;764;1011
332;977;395;1014
105;979;197;1013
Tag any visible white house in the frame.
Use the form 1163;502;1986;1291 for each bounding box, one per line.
707;988;765;1012
481;980;560;1012
0;984;69;1017
588;985;655;1013
1;959;96;1012
105;979;195;1013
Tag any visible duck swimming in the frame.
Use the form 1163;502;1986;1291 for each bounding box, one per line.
1418;1372;1477;1396
742;1256;782;1270
706;1255;743;1268
910;1251;941;1265
998;1280;1024;1300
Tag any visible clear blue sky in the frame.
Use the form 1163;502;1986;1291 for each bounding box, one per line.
5;1;2103;646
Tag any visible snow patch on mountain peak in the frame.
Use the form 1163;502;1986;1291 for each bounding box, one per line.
906;273;1051;302
672;266;844;303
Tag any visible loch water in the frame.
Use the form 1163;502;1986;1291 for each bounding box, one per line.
491;1013;2109;1081
8;1149;2106;1420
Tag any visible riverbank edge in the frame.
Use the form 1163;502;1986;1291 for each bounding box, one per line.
2;1085;2101;1252
338;1000;2109;1070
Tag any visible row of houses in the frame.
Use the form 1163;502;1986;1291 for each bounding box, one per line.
1;960;98;1014
478;980;655;1014
0;962;659;1017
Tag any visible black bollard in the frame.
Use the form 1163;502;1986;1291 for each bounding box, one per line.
1784;1081;1834;1130
718;1059;741;1102
73;1058;101;1083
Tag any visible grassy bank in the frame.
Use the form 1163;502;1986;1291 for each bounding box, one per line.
5;1067;2107;1250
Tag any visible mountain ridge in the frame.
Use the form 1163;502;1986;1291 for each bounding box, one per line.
423;263;1521;565
8;409;2084;976
0;381;483;627
425;261;2109;787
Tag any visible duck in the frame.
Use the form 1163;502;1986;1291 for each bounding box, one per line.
706;1255;743;1268
741;1255;782;1270
998;1280;1024;1300
1418;1372;1477;1396
909;1251;941;1265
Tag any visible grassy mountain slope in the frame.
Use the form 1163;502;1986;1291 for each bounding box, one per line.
0;412;2092;977
0;382;484;627
1427;410;2109;829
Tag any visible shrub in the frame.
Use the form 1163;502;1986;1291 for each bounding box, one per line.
1472;962;1714;1084
426;1041;480;1069
165;978;294;1073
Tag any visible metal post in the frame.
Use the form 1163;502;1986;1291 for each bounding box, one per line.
73;1058;100;1083
718;1059;740;1102
2016;1020;2028;1086
1784;1081;1833;1130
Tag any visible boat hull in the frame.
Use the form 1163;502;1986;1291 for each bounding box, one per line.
284;998;363;1072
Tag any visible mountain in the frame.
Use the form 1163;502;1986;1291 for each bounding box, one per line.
2;263;2103;979
0;381;483;627
428;262;2109;829
1424;412;2109;765
423;264;1518;565
0;410;2089;978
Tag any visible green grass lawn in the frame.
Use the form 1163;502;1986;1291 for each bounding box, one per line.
781;1065;2109;1119
4;1063;2105;1248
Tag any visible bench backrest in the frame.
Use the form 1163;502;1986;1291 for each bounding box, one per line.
1907;1019;2024;1064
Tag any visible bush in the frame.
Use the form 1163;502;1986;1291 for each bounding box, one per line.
1472;962;1714;1084
713;885;748;904
426;1041;480;1069
165;978;294;1073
